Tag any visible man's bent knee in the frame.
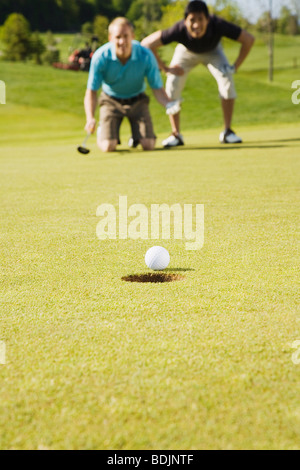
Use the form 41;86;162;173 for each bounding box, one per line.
140;138;156;151
98;139;118;152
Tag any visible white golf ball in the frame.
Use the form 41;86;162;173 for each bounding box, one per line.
145;246;170;270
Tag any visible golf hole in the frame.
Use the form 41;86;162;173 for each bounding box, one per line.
121;273;185;283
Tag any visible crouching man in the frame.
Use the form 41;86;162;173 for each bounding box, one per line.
141;0;255;147
84;17;180;152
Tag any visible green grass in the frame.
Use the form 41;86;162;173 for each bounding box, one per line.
0;34;300;450
0;102;299;449
1;33;300;131
1;60;300;134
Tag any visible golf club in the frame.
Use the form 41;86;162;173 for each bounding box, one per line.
77;132;91;154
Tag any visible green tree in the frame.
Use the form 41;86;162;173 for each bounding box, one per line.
290;0;300;20
111;0;133;14
78;0;97;24
1;13;32;61
93;15;109;45
128;0;168;40
277;6;291;34
127;0;144;23
94;0;119;19
286;15;299;35
42;31;60;65
55;0;79;29
0;1;97;32
29;31;46;64
81;21;94;37
0;1;63;32
159;0;187;29
256;11;276;34
45;30;57;47
209;0;243;24
277;6;299;35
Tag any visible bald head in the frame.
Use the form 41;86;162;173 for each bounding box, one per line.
108;17;134;35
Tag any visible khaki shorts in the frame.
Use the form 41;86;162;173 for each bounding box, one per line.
166;43;237;101
98;92;156;142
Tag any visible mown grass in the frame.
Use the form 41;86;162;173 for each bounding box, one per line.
0;33;299;450
0;101;299;449
1;33;300;134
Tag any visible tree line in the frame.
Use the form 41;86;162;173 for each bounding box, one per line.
0;0;169;32
0;0;299;35
0;1;298;65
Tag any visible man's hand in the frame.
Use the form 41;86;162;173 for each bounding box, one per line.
85;118;96;134
166;100;181;115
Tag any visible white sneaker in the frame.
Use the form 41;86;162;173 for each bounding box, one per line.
128;137;139;148
162;132;184;148
219;128;242;144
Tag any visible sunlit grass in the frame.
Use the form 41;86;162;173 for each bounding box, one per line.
0;101;299;449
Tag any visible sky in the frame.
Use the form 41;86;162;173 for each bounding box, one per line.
209;0;298;23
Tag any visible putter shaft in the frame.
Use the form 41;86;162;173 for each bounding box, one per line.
82;133;90;146
77;132;91;154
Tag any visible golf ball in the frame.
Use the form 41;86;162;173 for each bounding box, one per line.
145;246;170;270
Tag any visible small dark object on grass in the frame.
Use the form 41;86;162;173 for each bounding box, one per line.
77;133;91;154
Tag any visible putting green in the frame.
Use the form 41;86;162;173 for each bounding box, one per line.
0;104;299;449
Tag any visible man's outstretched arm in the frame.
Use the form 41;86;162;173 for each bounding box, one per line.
84;89;98;133
234;30;255;71
142;31;184;76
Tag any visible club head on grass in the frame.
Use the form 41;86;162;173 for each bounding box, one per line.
77;145;90;155
77;132;91;155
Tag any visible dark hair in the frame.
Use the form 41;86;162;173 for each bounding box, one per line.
184;1;209;19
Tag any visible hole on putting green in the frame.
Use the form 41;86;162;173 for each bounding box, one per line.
121;273;184;283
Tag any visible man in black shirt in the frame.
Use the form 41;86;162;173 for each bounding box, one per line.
141;0;255;147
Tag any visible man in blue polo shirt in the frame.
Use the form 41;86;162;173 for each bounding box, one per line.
84;17;180;152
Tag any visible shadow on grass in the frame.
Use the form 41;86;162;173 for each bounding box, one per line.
160;144;287;151
77;140;294;157
164;267;195;272
249;137;300;144
122;144;288;153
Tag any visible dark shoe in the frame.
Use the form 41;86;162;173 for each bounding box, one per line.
219;128;242;144
162;132;184;148
128;137;139;148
